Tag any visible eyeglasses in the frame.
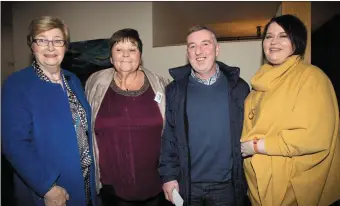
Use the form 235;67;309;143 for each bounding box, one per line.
33;39;66;47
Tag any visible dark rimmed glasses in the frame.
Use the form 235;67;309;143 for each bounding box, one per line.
33;39;66;47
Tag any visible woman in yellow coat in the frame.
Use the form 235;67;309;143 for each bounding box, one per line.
241;14;340;206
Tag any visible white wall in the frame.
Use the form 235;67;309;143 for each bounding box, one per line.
11;2;262;85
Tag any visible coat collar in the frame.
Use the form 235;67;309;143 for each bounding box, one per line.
169;61;240;88
62;69;73;81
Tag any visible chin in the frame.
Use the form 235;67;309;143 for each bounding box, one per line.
44;59;61;65
45;62;61;67
269;60;285;66
121;67;135;71
266;56;284;65
193;63;207;70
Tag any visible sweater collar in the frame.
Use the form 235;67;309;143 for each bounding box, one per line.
251;55;301;91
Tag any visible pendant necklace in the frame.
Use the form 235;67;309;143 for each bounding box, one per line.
115;71;138;91
248;91;265;124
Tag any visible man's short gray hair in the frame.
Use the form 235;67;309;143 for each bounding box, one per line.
187;25;218;44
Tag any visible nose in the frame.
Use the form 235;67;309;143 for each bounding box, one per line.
47;41;55;51
123;50;129;57
195;45;202;55
270;36;279;45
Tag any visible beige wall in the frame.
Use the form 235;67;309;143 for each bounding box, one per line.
11;2;262;84
152;2;189;47
151;40;262;84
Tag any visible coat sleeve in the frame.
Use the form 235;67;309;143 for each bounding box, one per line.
85;73;94;100
265;71;338;157
236;80;251;206
158;83;180;183
1;77;60;197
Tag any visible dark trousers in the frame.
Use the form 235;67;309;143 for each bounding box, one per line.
190;181;235;206
99;185;172;206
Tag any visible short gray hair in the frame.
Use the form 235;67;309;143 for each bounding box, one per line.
187;25;218;44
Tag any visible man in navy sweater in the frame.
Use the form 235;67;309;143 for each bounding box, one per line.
159;25;250;206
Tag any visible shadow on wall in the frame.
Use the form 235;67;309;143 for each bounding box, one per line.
61;38;112;87
1;155;16;206
312;14;340;108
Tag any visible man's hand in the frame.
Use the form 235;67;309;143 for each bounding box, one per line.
162;180;179;204
44;185;69;206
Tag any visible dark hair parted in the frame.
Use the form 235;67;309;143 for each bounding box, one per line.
262;14;307;58
108;28;143;56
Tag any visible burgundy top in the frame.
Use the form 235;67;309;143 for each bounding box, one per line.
95;78;163;201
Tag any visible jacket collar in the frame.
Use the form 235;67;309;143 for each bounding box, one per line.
62;69;74;81
169;61;240;88
30;64;73;82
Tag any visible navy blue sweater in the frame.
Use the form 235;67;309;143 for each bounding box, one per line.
187;74;232;182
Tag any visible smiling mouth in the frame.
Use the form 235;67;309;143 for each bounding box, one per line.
196;57;206;61
269;48;282;52
44;54;57;58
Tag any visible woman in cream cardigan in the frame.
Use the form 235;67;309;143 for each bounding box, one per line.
240;15;340;206
85;29;170;206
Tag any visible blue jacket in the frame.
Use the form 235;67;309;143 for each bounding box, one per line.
159;61;250;206
1;66;98;206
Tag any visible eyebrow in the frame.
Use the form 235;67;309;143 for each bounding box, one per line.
35;35;63;38
187;39;212;46
266;32;287;35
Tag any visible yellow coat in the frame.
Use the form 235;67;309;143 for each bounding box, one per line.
241;56;340;206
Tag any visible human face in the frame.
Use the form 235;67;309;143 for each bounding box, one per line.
187;29;220;79
31;28;66;74
110;40;141;73
263;22;294;66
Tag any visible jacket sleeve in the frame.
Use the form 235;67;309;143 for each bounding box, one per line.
164;77;171;85
1;78;60;197
85;72;94;100
158;83;180;183
265;71;337;157
236;80;251;206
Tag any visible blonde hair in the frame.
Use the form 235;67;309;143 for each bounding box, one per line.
26;16;70;48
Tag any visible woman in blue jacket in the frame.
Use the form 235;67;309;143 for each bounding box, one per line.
1;16;97;206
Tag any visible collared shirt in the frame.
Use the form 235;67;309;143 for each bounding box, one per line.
190;64;220;85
